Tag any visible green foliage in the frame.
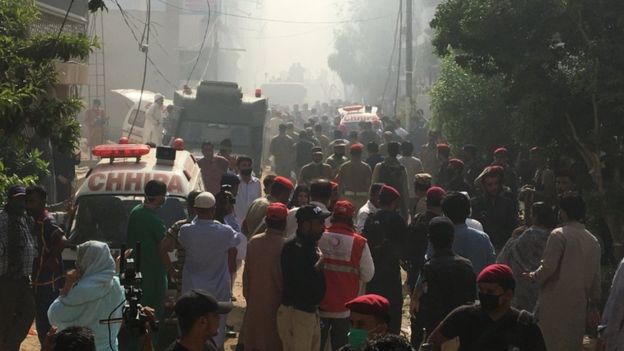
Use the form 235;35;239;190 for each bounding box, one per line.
430;0;624;255
430;56;512;152
0;0;97;202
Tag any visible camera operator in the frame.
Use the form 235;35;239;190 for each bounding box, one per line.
126;180;169;350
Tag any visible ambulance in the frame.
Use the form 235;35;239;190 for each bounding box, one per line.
111;89;173;144
338;104;382;134
63;142;203;260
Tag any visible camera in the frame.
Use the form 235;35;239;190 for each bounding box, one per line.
101;242;158;337
120;242;158;336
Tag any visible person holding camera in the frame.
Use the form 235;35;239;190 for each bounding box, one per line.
126;180;169;350
178;192;240;350
48;240;125;351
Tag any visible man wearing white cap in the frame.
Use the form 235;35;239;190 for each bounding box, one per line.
144;93;164;145
178;192;240;350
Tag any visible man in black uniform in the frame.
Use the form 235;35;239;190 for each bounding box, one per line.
426;264;546;351
409;216;476;347
363;185;407;334
277;204;330;351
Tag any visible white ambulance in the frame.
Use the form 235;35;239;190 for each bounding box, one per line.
63;142;203;260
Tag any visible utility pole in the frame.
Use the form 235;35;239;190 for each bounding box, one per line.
405;0;414;119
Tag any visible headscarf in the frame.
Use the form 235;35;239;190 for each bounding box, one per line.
64;240;117;305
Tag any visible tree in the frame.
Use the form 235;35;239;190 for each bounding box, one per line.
429;56;512;152
0;0;96;203
430;0;624;258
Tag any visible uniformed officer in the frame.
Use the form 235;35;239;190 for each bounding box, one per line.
336;143;372;213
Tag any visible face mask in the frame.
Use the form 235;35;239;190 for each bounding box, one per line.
479;292;502;312
347;328;368;349
240;168;252;176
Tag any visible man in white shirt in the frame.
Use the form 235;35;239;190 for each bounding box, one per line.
355;183;384;233
234;156;262;227
144;93;164;145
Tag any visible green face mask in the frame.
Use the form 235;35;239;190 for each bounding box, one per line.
348;328;368;349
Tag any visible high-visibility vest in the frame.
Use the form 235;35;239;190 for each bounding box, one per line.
319;223;367;314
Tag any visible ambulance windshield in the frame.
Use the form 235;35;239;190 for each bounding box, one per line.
68;195;187;248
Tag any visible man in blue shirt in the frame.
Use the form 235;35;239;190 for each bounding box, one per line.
179;192;239;350
441;192;495;274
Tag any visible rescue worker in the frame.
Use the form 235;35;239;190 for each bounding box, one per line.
336;143;372;212
144;93;164;145
319;200;375;350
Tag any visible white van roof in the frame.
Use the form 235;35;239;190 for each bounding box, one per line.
76;148;201;199
111;89;173;111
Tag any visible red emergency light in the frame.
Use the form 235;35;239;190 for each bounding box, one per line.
255;88;262;98
342;105;364;112
92;144;151;159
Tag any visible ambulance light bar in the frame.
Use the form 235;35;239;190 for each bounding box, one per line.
92;144;151;159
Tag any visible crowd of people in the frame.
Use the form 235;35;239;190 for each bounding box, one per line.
2;110;624;351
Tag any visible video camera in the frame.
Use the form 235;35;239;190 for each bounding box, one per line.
120;241;158;336
101;241;158;337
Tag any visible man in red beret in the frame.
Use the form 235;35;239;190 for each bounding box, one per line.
471;166;518;251
492;147;519;196
336;143;372;212
425;264;546;351
362;185;408;335
242;176;293;238
318;200;375;350
337;294;391;351
241;203;289;351
446;158;471;194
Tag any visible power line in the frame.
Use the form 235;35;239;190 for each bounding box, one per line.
381;1;402;106
186;0;212;84
155;0;390;25
127;0;151;139
113;0;177;89
56;0;75;38
394;0;403;117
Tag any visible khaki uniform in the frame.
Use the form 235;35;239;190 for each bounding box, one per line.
270;134;294;177
336;161;372;212
299;162;333;185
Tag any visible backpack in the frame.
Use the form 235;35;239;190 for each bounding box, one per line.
378;161;404;192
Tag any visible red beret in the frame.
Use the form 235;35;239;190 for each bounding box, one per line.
350;143;364;152
494;147;508;156
448;158;464;168
426;186;446;203
484;165;505;178
266;202;288;221
379;185;400;199
273;176;294;190
436;143;450;150
345;294;390;315
477;264;515;289
333;200;354;218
